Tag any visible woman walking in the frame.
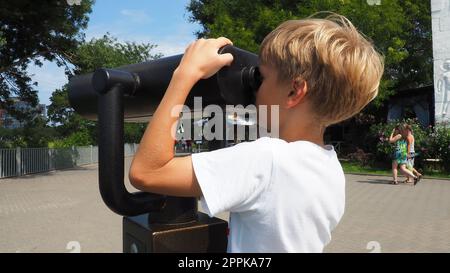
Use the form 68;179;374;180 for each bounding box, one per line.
389;124;417;185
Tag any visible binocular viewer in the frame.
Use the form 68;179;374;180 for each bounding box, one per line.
68;45;260;217
69;45;261;122
68;45;260;252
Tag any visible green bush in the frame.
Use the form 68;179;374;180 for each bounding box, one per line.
423;123;450;172
48;129;94;148
368;118;428;168
368;119;450;172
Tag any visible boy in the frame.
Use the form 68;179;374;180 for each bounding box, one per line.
129;14;384;252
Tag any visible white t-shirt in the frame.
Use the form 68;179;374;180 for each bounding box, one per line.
191;137;345;253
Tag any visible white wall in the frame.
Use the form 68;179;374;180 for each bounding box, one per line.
432;0;450;123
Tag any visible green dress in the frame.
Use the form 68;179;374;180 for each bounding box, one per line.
394;139;408;165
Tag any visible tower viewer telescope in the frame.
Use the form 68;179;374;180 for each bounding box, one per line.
68;45;261;252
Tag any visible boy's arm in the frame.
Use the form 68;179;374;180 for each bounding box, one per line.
128;38;233;197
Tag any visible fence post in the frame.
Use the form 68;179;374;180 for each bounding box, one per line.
51;148;54;170
15;147;21;177
72;146;76;167
90;145;93;164
48;148;51;171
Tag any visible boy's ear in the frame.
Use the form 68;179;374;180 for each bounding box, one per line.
286;78;308;109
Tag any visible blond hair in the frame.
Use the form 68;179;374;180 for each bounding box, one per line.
259;13;384;126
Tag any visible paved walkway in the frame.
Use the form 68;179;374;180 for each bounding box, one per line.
325;174;450;253
1;159;449;253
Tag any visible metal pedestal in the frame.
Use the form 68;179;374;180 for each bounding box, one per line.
123;212;228;253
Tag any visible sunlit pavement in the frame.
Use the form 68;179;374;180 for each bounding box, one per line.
325;174;450;253
1;159;449;253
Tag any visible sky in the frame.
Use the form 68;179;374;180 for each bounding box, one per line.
28;0;202;106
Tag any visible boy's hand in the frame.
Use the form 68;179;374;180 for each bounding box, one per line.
176;37;234;81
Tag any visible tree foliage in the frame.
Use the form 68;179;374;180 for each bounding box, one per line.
0;0;94;121
368;119;450;172
0;115;57;148
47;34;162;147
187;0;432;107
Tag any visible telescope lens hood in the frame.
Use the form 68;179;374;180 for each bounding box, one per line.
217;45;259;105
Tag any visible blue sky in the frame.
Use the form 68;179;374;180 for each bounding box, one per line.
28;0;202;106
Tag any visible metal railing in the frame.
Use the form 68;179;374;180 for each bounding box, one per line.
0;143;138;179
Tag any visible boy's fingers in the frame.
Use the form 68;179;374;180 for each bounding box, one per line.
214;37;233;48
219;53;234;66
215;37;233;66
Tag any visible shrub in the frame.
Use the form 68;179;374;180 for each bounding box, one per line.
368;118;428;168
368;119;450;172
424;123;450;172
48;129;93;148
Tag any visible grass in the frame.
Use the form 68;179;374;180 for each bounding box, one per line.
340;161;450;180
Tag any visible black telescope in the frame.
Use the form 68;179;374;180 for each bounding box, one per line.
68;45;260;252
69;45;261;122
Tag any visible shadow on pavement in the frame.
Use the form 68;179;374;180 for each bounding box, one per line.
2;165;96;180
356;179;394;185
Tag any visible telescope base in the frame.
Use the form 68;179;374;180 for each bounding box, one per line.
123;212;228;253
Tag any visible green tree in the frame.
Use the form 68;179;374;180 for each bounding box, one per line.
47;34;162;147
124;123;148;144
0;0;93;122
0;115;57;148
187;0;432;110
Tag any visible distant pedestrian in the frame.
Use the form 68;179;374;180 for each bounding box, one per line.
404;124;423;185
389;124;417;185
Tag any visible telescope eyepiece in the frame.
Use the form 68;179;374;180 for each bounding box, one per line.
242;66;262;92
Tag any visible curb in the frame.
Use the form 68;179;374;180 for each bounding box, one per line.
344;172;450;181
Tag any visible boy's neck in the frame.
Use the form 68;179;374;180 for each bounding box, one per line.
279;116;326;147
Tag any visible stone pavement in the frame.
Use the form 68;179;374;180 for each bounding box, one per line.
1;159;449;253
325;174;450;253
